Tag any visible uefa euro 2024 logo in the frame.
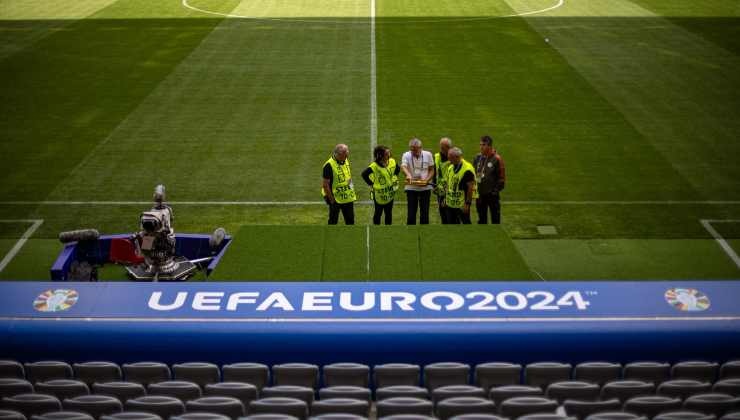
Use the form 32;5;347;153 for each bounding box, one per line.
665;288;710;312
34;289;79;313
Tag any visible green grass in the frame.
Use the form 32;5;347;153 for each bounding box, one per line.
0;0;738;281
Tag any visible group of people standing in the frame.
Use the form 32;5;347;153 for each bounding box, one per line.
321;136;506;225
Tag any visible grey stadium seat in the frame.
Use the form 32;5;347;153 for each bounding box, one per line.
714;380;740;397
24;361;73;383
499;396;559;418
124;395;185;418
423;363;470;391
601;380;655;402
623;395;683;419
448;415;507;420
318;386;371;402
0;361;25;379
322;364;369;388
658;380;713;400
250;397;309;420
172;363;220;388
1;393;62;417
672;363;719;384
563;398;622;420
100;413;163;420
374;365;421;388
488;385;543;407
242;415;300;420
205;382;258;411
171;414;230;420
585;413;649;420
309;414;367;420
30;412;95;420
431;385;485;404
376;386;429;401
546;381;601;403
435;396;496;420
378;416;434;420
35;379;90;401
262;385;315;405
376;397;434;417
122;363;171;387
575;362;622;386
310;398;370;417
62;394;123;418
518;415;577;420
221;363;270;391
525;363;573;389
0;410;25;420
147;380;201;402
91;382;146;403
624;363;671;385
474;363;522;391
0;378;33;399
720;413;740;420
185;396;246;418
272;364;319;389
73;363;122;387
653;411;717;420
683;394;740;417
721;362;740;380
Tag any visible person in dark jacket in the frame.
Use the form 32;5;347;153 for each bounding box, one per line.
473;135;506;224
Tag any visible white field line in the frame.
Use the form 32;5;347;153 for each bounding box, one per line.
369;0;377;161
2;200;740;206
0;219;44;273
366;224;371;276
700;219;740;269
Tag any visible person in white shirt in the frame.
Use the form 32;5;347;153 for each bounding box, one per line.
400;138;435;225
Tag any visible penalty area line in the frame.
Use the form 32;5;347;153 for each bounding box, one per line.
0;219;44;274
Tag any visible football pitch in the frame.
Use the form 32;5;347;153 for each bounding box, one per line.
1;0;739;281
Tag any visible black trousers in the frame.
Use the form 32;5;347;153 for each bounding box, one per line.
373;200;394;225
436;195;449;224
476;192;501;224
326;199;355;225
406;190;431;225
446;207;472;224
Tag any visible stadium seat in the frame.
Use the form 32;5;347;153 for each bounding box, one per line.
147;380;201;402
0;378;33;399
242;415;299;420
29;412;95;420
658;380;713;400
713;380;740;396
378;416;434;420
0;361;25;379
435;397;496;420
35;379;90;401
262;385;315;405
720;413;740;420
91;382;146;403
683;394;740;417
24;361;73;383
623;395;683;418
122;363;171;387
518;415;576;420
563;398;622;420
376;386;429;401
474;363;522;391
0;410;25;420
322;364;369;388
574;363;622;386
124;396;185;418
100;413;163;420
1;393;62;417
185;396;246;418
546;381;601;403
423;363;469;391
73;363;122;387
499;396;558;418
525;363;573;389
601;380;655;402
376;397;434;417
63;394;123;418
249;397;309;420
310;398;369;416
585;413;648;420
221;363;270;391
447;415;506;420
318;386;371;402
672;363;719;383
272;364;319;389
652;411;717;420
172;363;220;388
204;382;258;410
488;385;543;407
430;385;485;404
624;363;671;385
170;414;229;420
721;363;740;380
374;365;421;388
309;414;367;420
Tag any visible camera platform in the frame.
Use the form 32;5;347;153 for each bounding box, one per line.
125;256;198;281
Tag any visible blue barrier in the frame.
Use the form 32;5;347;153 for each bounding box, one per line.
1;281;738;366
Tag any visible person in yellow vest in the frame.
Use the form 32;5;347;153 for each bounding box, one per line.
433;137;453;224
322;144;357;225
362;145;400;225
443;147;476;224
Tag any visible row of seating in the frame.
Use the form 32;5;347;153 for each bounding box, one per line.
2;361;739;390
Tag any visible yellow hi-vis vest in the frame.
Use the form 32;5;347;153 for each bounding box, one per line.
368;158;398;205
444;159;476;209
322;156;357;204
434;152;452;194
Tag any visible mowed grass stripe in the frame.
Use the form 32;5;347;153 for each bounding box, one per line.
0;0;238;203
46;2;372;202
